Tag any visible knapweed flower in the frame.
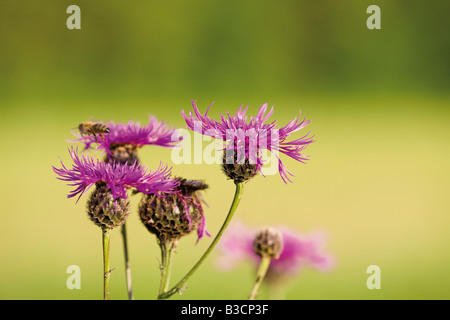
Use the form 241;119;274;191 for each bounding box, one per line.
181;101;315;183
71;116;178;165
53;147;179;228
139;178;210;244
253;228;283;259
217;222;334;284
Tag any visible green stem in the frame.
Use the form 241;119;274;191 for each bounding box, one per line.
158;240;175;298
102;227;111;300
248;255;271;300
158;181;244;299
121;223;134;300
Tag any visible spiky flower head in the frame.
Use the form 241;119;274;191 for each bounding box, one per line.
216;222;334;284
71;116;178;165
86;182;131;229
253;228;283;259
139;178;209;244
181;101;315;183
53;147;179;228
221;148;258;183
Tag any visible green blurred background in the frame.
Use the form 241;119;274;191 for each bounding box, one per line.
1;0;449;300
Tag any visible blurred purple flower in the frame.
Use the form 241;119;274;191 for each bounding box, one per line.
52;147;179;202
181;101;314;183
71;116;178;158
216;222;334;281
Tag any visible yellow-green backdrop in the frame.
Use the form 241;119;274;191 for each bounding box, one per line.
1;1;449;300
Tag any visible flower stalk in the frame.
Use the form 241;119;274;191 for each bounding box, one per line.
102;226;111;300
158;181;244;299
121;223;134;300
158;240;176;298
248;255;271;300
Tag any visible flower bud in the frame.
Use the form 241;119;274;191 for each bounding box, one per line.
253;228;283;259
139;178;208;243
221;149;258;183
86;182;130;229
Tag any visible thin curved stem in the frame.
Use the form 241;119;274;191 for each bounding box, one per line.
121;223;134;300
157;240;175;298
248;255;271;300
158;181;244;299
102;227;111;300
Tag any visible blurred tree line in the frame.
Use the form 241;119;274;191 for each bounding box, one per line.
0;0;448;106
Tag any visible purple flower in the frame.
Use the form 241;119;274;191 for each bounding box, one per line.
181;101;315;183
53;147;179;203
216;222;334;282
71;116;179;163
